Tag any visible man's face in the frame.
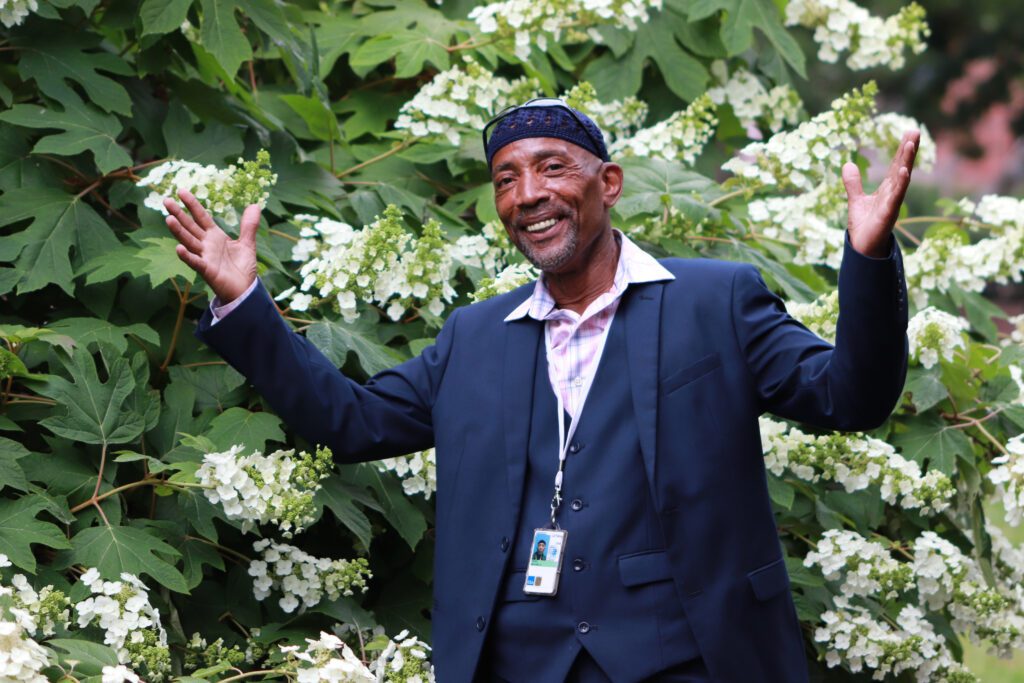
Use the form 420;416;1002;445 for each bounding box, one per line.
538;541;546;551
490;137;623;274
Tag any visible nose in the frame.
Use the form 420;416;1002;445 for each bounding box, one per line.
515;169;549;211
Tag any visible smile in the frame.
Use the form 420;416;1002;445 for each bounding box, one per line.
525;218;558;232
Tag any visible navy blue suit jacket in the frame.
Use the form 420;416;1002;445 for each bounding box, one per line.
195;235;908;682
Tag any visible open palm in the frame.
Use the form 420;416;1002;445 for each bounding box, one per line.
843;130;920;258
164;189;261;303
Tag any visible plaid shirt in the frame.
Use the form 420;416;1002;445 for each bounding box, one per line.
504;230;675;417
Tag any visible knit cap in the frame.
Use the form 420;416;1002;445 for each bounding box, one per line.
484;102;609;168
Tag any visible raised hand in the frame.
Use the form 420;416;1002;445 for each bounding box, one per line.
842;129;920;258
164;189;260;303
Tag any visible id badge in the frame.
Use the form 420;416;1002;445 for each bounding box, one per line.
523;528;567;596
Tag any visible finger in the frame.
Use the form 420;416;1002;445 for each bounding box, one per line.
239;204;262;247
175;244;208;276
163;197;205;239
841;162;864;201
177;188;218;231
165;215;204;254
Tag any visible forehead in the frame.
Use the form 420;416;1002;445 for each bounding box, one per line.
490;137;588;172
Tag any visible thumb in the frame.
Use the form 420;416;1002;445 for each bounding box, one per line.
841;161;864;201
239;204;262;247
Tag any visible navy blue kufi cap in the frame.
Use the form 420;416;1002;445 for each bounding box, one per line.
485;104;610;168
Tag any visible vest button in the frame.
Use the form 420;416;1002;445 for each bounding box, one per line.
569;441;583;454
572;557;585;572
577;621;591;634
570;498;584;511
475;617;486;632
500;537;510;552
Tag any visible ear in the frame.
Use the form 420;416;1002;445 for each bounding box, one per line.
600;162;624;209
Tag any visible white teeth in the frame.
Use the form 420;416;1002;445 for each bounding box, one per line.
525;218;557;232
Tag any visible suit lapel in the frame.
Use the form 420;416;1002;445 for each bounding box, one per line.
502;316;541;527
623;281;665;500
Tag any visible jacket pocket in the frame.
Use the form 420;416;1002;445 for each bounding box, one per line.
618;549;673;587
747;557;790;601
661;353;721;395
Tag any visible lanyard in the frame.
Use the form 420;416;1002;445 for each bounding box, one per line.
545;319;613;529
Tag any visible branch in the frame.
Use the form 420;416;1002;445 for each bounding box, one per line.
336;139;415;178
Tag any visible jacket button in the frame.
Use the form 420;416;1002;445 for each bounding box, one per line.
569;441;583;454
570;498;584;511
577;621;591;634
573;558;585;572
500;537;510;552
475;617;485;632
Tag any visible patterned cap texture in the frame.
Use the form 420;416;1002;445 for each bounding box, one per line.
485;104;610;168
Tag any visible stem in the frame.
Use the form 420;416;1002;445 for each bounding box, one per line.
336;139;415;178
92;442;108;502
248;60;258;93
894;224;922;246
185;535;252;563
268;228;299;242
3;393;57;405
218;669;286;683
708;184;764;208
160;281;192;371
179;360;228;368
70;478;161;514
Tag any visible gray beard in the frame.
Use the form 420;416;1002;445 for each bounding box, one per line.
513;221;580;273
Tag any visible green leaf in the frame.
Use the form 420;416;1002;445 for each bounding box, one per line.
0;325;75;352
0;496;71;572
316;475;374;549
891;413;971;476
47;317;159;353
177;535;225;590
350;30;450;79
0;436;30;493
903;366;947;413
47;639;120;676
682;0;805;76
951;287;1003;343
204;406;285;453
351;464;426;550
162;101;245;165
199;0;252;75
134;237;199;287
13;28;134;115
168;364;247;412
68;525;188;593
583;18;709;100
0;91;132;174
766;473;794;510
176;487;223;541
141;0;194;35
784;556;825;588
615;158;716;219
279;93;341;143
0;187;118;296
306;315;405;376
31;345;145;445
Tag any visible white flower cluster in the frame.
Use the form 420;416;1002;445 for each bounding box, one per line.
0;0;37;28
197;444;333;537
285;207;455;322
707;62;802;135
749;180;848;268
906;307;968;369
814;600;975;682
759;417;953;514
138;149;276;227
249;539;371;613
394;58;540;145
785;0;929;71
281;632;375;682
469;0;662;59
0;619;49;683
563;82;648;144
451;221;517;278
610;95;717;165
988;434;1024;527
471;262;538;302
959;194;1024;231
913;531;1024;656
74;568;170;679
102;665;141;683
785;290;839;344
376;449;436;499
0;572;70;638
804;529;912;600
370;629;436;683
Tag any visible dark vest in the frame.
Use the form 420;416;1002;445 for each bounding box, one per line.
484;305;700;683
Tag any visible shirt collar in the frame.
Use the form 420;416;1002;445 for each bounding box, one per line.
503;229;675;323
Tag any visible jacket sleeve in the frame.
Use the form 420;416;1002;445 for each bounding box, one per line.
730;232;909;431
194;279;458;461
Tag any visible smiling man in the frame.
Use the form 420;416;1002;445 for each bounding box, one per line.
166;99;917;682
